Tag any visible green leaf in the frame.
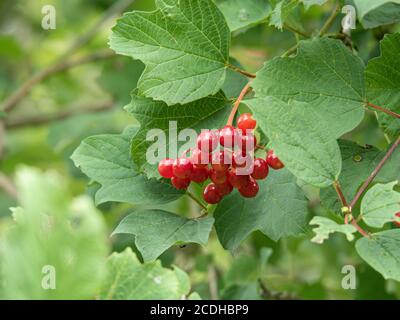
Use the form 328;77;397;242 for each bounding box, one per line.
112;209;214;261
366;33;400;139
99;248;192;299
356;229;400;282
360;181;400;228
0;111;6;118
71;129;183;205
214;169;309;250
321;140;400;213
126;92;230;178
247;97;342;187
216;0;271;32
0;167;108;299
252;37;365;138
109;0;230;105
309;216;357;244
353;0;400;29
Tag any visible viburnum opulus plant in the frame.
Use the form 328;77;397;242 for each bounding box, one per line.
72;0;400;280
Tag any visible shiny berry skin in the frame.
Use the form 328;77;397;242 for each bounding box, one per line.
251;158;269;180
239;178;259;198
215;181;233;196
211;151;231;172
237;113;257;131
158;158;174;178
203;183;222;204
171;176;191;190
241;133;257;153
191;148;211;167
228;169;250;189
394;212;400;227
173;157;193;178
210;169;228;184
266;149;284;170
232;150;253;169
190;165;209;183
197;130;219;153
219;125;240;148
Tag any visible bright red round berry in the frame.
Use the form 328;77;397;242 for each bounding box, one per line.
197;130;219;153
158;158;174;178
239;178;259;198
203;183;222;204
171;176;191;190
219;125;240;148
266;149;284;170
237;113;257;131
211;151;231;172
191;148;211;167
190;165;209;183
215;181;233;196
394;212;400;227
173;157;193;178
232;150;253;169
251;158;269;180
241;133;257;154
228;168;250;189
210;169;228;184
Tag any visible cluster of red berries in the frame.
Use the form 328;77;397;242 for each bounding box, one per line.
158;113;284;204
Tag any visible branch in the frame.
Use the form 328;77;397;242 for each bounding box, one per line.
349;136;400;209
186;191;207;211
227;81;253;126
0;172;17;199
366;102;400;119
1;50;115;113
5;101;114;129
333;181;349;207
318;2;340;37
284;23;310;38
227;64;256;78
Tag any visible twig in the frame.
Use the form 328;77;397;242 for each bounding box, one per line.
227;81;252;126
5;101;114;129
186;191;207;211
207;265;219;300
226;64;256;78
284;23;310;38
0;172;17;199
281;44;298;57
366;102;400;119
1;50;115;113
349;136;400;209
333;181;349;207
318;2;340;36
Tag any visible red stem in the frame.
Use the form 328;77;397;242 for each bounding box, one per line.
366;102;400;119
227;82;252;126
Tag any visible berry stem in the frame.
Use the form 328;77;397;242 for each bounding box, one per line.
186;191;207;211
349;135;400;210
227;81;252;126
333;181;349;208
226;64;256;78
365;102;400;119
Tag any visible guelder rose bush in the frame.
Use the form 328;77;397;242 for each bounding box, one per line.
71;0;400;283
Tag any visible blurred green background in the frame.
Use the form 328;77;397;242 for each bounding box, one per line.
0;0;399;300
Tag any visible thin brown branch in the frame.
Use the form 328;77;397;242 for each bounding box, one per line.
227;81;252;126
318;2;340;36
226;64;256;78
1;50;115;113
5;101;114;129
0;172;17;199
366;102;400;119
333;181;349;207
349;136;400;209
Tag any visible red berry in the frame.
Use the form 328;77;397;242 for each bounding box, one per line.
191;148;211;167
251;158;269;180
232;150;253;169
219;125;240;148
215;181;233;197
190;165;209;183
211;151;231;172
240;133;257;154
197;130;219;153
239;178;259;198
171;176;191;190
210;169;228;184
237;113;257;131
394;212;400;227
228;168;250;189
158;158;174;178
173;157;193;178
203;183;223;204
266;149;284;170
